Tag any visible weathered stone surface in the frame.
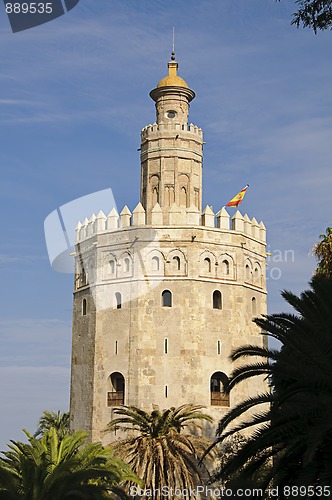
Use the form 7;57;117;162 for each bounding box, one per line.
70;58;268;444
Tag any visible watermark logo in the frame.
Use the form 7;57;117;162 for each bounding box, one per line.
44;189;163;310
44;188;116;274
3;0;79;33
266;245;295;281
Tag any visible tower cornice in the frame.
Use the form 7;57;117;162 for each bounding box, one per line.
150;85;195;103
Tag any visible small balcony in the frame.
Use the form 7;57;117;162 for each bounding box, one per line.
211;391;229;407
107;391;124;406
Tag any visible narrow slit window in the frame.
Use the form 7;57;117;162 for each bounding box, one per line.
115;292;122;309
217;340;221;355
164;338;168;354
165;385;168;398
115;340;118;355
82;298;87;316
213;290;222;310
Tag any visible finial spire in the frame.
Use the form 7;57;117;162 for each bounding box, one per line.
171;27;176;60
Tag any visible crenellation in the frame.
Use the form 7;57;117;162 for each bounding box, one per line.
80;217;89;240
169;203;186;225
141;122;203;139
186;205;200;225
151;202;163;225
259;221;266;243
232;210;244;232
202;205;215;227
119;205;132;228
132;202;146;226
251;217;260;239
76;204;266;243
243;214;251;235
96;210;107;234
75;221;82;243
107;208;119;230
216;207;230;230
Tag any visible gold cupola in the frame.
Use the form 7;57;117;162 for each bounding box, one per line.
156;51;189;88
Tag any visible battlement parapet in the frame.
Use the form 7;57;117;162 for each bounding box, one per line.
141;122;203;140
76;203;266;244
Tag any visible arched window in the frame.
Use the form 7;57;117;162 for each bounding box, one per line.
173;256;181;271
152;187;159;205
210;372;229;406
222;260;230;275
245;264;251;281
254;266;261;286
252;297;257;316
109;260;115;274
115;292;122;309
124;257;130;273
204;257;211;273
194;189;199;208
107;372;125;406
213;290;222;309
152;256;160;271
162;290;172;307
180;186;187;207
82;298;87;316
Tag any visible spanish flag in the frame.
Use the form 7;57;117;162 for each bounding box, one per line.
226;185;249;208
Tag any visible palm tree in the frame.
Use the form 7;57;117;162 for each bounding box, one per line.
107;404;215;498
34;410;70;439
313;226;332;278
208;275;332;492
0;427;140;499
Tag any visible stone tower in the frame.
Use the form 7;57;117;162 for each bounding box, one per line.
70;54;267;442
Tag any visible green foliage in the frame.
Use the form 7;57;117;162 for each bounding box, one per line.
107;405;215;498
313;227;332;278
0;428;140;499
209;275;332;489
34;410;70;439
278;0;332;32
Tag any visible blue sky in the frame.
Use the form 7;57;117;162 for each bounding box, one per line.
0;0;331;450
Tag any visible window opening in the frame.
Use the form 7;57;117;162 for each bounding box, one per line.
210;372;229;406
213;290;222;309
162;290;172;307
115;292;122;309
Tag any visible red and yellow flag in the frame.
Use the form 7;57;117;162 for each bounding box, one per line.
225;184;249;208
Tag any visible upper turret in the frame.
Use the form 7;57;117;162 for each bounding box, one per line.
149;52;195;127
140;52;203;222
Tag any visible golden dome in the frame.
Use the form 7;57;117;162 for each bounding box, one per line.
157;61;188;88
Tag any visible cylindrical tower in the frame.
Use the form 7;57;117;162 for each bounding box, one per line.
70;55;267;443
